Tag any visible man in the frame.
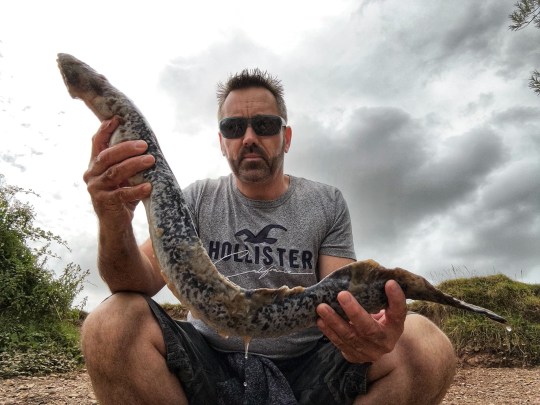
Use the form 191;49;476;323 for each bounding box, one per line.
81;69;456;404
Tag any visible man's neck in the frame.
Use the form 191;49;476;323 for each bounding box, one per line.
235;174;290;201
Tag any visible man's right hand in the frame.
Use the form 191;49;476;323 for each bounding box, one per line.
83;117;155;229
82;117;164;295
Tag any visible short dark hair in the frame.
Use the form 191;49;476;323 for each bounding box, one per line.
216;68;287;122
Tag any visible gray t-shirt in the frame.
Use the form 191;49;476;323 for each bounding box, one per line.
183;174;356;359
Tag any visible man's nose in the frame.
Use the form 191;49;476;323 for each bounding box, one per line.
242;125;258;145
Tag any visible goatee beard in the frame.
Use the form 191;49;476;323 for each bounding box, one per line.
230;144;284;183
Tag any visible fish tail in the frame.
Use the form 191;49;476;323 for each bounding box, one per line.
402;275;508;324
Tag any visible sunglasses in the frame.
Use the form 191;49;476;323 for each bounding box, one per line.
219;115;286;139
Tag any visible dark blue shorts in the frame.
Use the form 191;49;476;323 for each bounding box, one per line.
145;297;370;405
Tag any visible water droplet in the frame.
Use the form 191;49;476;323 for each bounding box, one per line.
218;330;229;339
506;326;512;332
243;336;252;359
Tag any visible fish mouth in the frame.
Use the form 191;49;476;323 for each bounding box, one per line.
57;53;108;99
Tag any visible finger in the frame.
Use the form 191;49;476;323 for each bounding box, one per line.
384;280;407;327
317;314;380;363
316;304;351;339
317;293;382;344
90;117;120;162
117;182;152;203
371;309;385;321
335;292;393;354
86;154;155;191
337;291;379;333
317;302;393;363
317;301;358;340
316;306;354;352
91;182;152;210
317;302;376;354
92;141;150;178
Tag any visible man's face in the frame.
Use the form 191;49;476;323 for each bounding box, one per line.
219;87;291;184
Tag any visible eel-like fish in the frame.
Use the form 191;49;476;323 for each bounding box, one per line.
57;53;507;339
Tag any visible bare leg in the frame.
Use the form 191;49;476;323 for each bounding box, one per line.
81;293;187;405
355;314;456;405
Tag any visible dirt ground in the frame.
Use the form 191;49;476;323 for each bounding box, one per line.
0;366;538;404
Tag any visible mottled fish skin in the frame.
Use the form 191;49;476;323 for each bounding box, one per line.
57;53;507;338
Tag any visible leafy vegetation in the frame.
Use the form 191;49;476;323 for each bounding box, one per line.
509;0;540;95
410;274;540;367
0;175;88;378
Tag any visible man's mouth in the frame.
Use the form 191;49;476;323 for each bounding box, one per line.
243;154;264;160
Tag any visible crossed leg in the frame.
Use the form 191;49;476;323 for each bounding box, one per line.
83;294;455;405
81;292;187;405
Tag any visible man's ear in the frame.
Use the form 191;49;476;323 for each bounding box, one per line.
284;126;292;153
218;132;226;156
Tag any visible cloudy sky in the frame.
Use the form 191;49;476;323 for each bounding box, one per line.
1;1;539;311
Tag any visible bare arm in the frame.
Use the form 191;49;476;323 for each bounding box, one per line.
318;254;355;279
84;117;165;295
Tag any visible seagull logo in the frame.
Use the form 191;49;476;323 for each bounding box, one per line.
234;224;287;244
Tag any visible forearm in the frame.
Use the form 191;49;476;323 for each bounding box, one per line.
83;117;163;295
97;225;165;296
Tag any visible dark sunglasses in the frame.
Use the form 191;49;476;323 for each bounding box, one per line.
219;115;286;139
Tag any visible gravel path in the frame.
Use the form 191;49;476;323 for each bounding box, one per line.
442;367;539;404
0;367;538;404
0;371;95;405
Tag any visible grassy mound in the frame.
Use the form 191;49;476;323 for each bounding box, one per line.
409;274;540;367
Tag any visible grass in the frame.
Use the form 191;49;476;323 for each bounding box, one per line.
409;274;540;367
1;275;538;378
0;312;85;378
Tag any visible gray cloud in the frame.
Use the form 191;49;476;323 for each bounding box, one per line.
159;34;280;133
2;1;539;316
463;93;495;116
424;2;508;66
492;106;540;126
287;107;508;254
1;153;26;172
153;1;540;285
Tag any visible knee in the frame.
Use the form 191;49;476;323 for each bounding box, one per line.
400;315;456;387
367;315;456;404
81;292;155;361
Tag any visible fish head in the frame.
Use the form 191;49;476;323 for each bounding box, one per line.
57;53;124;121
57;53;108;100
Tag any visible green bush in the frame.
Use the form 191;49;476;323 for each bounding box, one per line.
0;175;88;377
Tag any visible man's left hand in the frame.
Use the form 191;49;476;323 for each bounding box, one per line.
316;280;407;363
